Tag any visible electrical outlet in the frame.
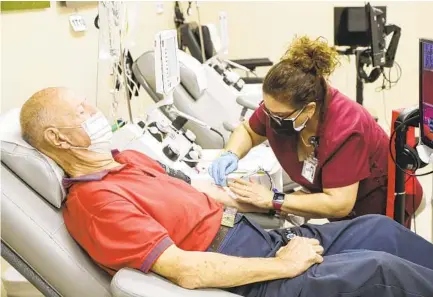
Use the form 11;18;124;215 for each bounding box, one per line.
69;14;87;32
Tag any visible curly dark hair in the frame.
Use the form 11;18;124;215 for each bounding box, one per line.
263;36;340;110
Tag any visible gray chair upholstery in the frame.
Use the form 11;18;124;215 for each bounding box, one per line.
1;163;113;296
111;268;240;297
1;108;112;295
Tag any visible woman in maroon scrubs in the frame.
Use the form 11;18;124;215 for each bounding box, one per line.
209;36;423;227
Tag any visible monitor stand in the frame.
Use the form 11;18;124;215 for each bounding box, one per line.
355;49;371;106
337;47;371;106
336;47;380;122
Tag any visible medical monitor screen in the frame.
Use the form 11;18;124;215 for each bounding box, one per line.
420;39;433;148
334;6;386;48
366;3;387;67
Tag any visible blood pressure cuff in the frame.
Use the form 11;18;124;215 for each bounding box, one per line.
157;161;191;184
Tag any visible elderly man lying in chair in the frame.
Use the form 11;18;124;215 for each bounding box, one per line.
20;87;433;297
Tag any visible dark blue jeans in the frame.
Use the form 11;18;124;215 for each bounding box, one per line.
216;214;433;297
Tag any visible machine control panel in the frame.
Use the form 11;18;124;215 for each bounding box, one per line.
155;30;181;95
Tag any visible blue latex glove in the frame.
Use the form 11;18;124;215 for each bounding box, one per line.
208;151;239;186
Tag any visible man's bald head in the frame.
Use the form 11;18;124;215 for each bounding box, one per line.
20;87;115;176
20;87;81;150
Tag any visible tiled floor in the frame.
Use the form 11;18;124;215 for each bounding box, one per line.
1;259;10;297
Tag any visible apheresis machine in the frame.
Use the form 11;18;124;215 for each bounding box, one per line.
113;29;283;193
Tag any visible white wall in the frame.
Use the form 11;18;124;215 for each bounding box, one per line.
1;2;100;112
1;1;180;120
4;1;432;128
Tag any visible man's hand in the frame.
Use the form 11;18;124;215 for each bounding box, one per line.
276;237;324;278
228;178;273;209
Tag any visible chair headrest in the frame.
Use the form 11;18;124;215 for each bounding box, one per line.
205;24;221;54
0;108;66;208
179;22;215;62
133;50;207;101
177;50;208;100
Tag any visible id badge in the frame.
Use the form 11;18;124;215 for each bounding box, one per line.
301;156;318;183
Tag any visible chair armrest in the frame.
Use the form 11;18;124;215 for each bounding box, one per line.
244;213;281;229
223;121;237;132
236;96;260;111
231;58;273;71
111;268;242;297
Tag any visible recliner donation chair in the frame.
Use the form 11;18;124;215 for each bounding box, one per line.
1;108;280;297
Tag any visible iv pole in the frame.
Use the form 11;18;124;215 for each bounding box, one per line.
119;45;134;124
97;1;135;125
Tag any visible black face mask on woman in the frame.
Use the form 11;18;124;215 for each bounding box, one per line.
266;105;309;136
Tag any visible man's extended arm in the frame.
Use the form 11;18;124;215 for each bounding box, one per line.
152;237;323;289
157;160;267;213
191;179;268;213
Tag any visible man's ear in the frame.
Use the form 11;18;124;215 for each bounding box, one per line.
44;128;71;150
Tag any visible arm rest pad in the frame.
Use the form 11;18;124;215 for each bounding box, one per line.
231;58;273;71
111;268;242;297
244;213;281;230
223;121;238;132
236;96;260;110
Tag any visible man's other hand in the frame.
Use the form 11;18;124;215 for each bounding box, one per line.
276;237;324;277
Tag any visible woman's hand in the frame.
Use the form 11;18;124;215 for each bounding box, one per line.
208;152;239;186
227;178;274;209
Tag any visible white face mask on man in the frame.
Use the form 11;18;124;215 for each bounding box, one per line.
58;112;113;154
